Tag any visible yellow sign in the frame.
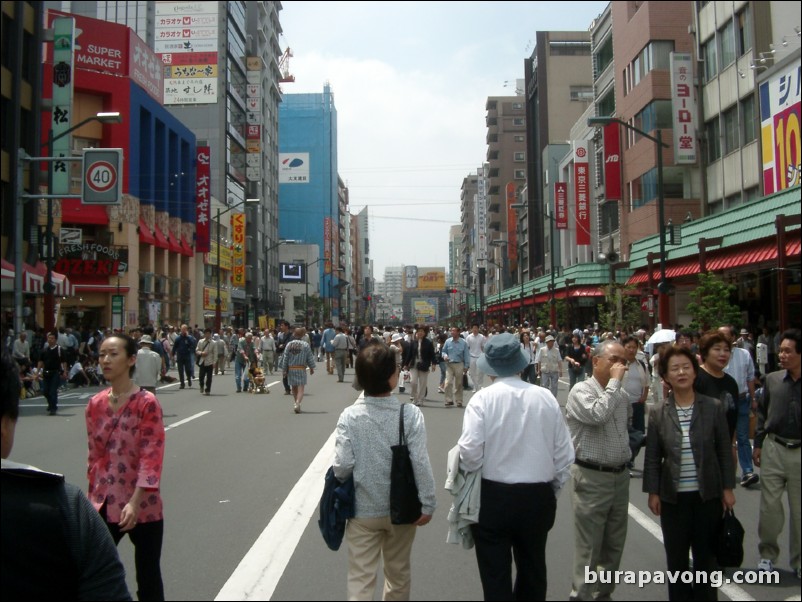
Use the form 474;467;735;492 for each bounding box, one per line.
203;287;230;312
231;213;246;287
416;269;446;291
206;241;232;271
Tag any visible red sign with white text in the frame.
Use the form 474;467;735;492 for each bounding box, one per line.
603;123;622;201
195;147;211;252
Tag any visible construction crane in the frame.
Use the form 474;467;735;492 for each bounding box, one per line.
279;47;295;83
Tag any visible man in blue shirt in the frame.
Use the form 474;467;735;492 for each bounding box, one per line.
321;322;336;375
441;327;469;407
171;324;196;389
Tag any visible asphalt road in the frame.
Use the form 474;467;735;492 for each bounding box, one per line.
12;364;802;601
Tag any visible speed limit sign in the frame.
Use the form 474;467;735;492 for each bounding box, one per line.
82;148;123;205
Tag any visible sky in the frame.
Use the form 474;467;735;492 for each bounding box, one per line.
279;1;609;283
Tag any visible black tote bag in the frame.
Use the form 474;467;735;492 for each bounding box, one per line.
390;403;422;525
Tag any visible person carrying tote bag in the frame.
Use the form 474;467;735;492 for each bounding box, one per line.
333;344;436;601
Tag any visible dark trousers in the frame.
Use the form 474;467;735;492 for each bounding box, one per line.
42;372;60;412
101;507;165;601
660;492;721;601
176;355;192;386
471;479;556;601
198;364;213;393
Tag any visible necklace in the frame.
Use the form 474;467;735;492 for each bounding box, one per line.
109;383;134;405
675;403;694;418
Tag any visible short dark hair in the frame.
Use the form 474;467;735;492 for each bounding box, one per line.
781;328;801;354
620;335;638;347
1;352;21;421
698;330;731;360
658;346;699;379
355;342;396;396
102;333;138;378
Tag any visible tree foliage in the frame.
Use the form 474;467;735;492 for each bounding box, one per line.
597;284;642;333
535;299;567;330
686;272;742;331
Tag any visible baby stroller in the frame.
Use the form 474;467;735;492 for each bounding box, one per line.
248;365;269;394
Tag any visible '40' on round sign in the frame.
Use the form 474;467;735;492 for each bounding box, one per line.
82;148;123;205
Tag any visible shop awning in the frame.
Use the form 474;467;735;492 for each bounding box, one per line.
138;218;156;245
61;199;109;225
153;225;169;250
0;260;74;295
181;236;194;257
168;234;182;254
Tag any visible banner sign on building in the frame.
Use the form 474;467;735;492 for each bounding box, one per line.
231;213;246;287
505;183;518;262
203;286;229;311
279;153;310;183
554;182;568;229
412;298;438;324
414;268;446;291
760;65;802;194
323;217;332;275
205;241;231;271
403;266;418;291
246;56;262;182
51;17;75;196
55;243;129;277
670;52;698;164
195;146;211;252
155;1;218;105
603;123;622;200
476;165;488;264
573;142;590;246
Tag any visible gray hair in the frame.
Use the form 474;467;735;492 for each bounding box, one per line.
592;339;620;358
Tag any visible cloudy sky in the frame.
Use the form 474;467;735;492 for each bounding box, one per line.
279;0;608;282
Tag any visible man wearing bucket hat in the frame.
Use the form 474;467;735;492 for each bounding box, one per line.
458;333;574;600
535;335;563;399
134;335;163;394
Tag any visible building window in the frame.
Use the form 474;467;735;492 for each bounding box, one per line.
514;152;525;161
737;8;752;57
742;95;757;144
703;37;718;82
570;86;594;102
705;117;721;163
722;105;739;154
600;201;619;234
514;170;526;180
512;117;525;126
514;135;525;142
719;20;736;69
512;102;523;110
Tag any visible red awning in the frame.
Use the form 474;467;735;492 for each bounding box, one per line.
1;261;73;295
168;234;182;254
61;199;109;225
153;225;169;249
138;218;155;245
626;236;801;285
181;236;194;257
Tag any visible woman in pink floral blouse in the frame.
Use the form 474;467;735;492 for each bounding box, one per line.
86;333;165;601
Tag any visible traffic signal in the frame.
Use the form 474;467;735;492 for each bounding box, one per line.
446;288;458;294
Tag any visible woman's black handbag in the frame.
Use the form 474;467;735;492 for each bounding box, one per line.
390;403;422;525
716;509;744;567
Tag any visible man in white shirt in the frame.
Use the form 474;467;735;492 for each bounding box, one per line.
465;324;486;390
12;332;30;363
459;333;574;600
134;336;164;394
535;335;563;398
260;329;276;374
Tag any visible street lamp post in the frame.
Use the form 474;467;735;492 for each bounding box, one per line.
29;112;123;334
213;198;260;332
302;257;324;328
588;115;670;327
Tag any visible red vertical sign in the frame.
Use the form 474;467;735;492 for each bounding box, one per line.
505;182;518;262
574;142;590;246
554;182;568;229
195;146;211;252
603;123;622;201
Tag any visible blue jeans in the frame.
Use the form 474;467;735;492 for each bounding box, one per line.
176;355;192;386
439;361;446;386
235;361;249;391
736;393;754;475
569;367;585;390
42;372;60;412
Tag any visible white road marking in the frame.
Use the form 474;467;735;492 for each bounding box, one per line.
628;503;755;601
215;429;337;601
164;411;211;431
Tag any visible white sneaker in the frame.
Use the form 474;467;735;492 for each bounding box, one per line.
757;558;774;572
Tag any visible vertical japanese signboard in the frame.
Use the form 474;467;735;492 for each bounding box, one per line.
231;213;246;287
195;146;211;252
603;123;622;200
246;57;262;182
670;52;698;164
324;217;332;275
476;165;488;265
505;182;518;262
760;65;802;194
573;142;590;246
554;182;568;229
51;17;75;195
